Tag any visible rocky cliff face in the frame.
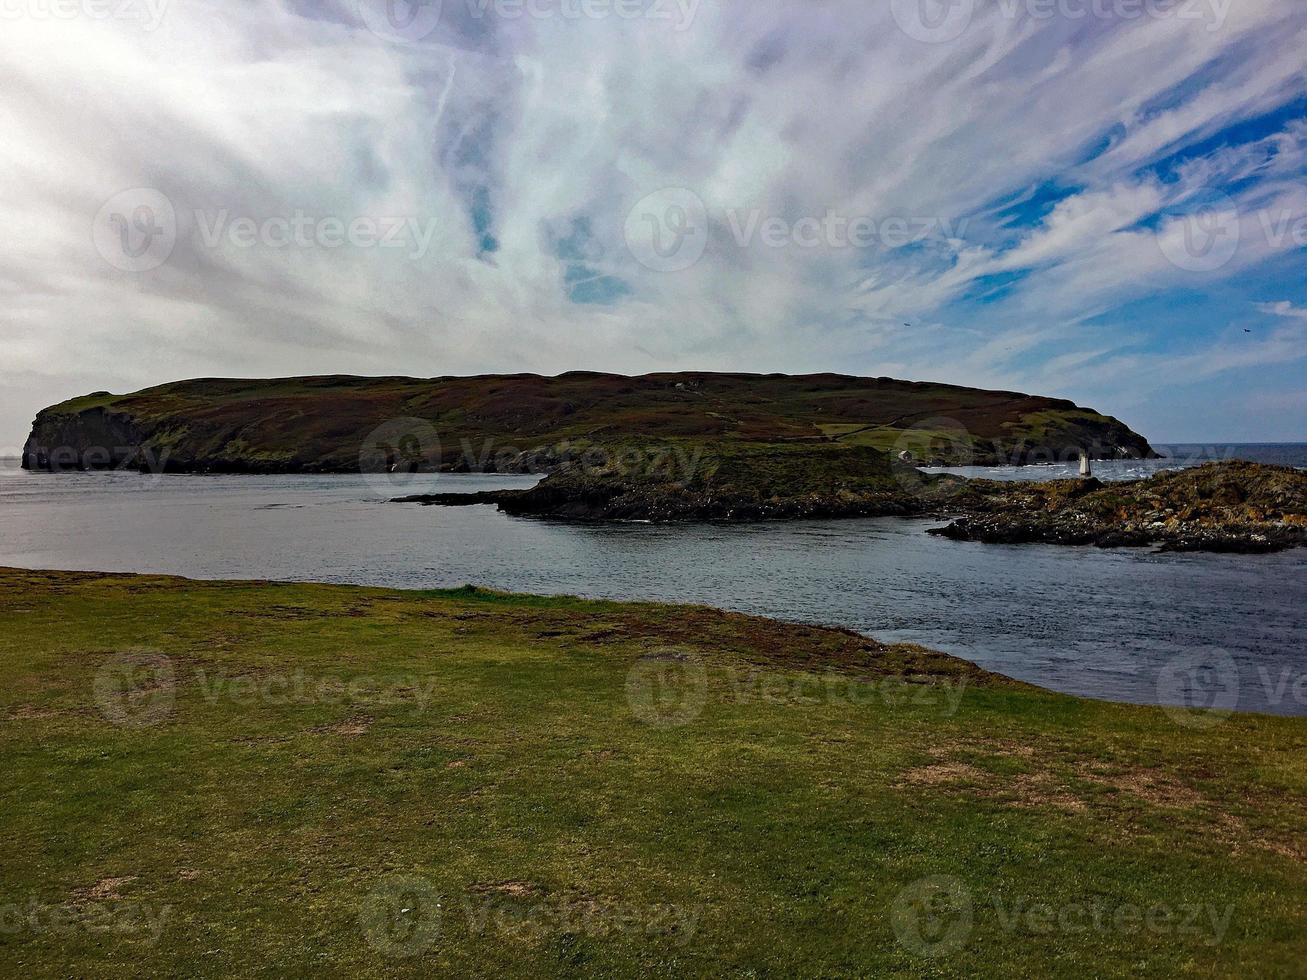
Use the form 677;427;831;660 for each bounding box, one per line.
22;405;152;471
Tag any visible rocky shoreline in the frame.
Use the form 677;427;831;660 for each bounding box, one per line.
928;513;1306;553
926;461;1307;553
397;460;1307;554
393;443;973;522
395;483;935;522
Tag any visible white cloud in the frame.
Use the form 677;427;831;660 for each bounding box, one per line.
1;0;1305;446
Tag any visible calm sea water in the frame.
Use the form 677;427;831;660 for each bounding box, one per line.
924;442;1307;480
0;446;1303;715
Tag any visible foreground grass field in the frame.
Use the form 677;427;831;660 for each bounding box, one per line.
0;568;1304;977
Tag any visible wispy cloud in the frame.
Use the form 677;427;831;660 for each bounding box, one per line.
0;0;1305;445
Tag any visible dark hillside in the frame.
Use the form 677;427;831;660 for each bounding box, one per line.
23;372;1155;473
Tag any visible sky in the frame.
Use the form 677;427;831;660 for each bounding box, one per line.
1;0;1305;449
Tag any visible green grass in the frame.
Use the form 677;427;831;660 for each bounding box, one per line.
44;391;124;414
0;568;1303;977
822;423;985;457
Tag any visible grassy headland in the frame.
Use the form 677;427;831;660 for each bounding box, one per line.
21;372;1155;473
1;568;1304;976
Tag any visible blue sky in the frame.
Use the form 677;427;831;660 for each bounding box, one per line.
1;0;1305;447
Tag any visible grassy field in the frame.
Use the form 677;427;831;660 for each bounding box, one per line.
1;568;1304;977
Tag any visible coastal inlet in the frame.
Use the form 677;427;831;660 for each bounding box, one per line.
1;463;1303;715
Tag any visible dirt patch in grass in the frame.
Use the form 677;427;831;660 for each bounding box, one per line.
901;749;1306;860
1255;839;1306;863
73;876;137;902
900;750;1208;817
984;738;1038;759
897;762;989;786
470;881;539;898
898;758;1087;812
1069;764;1305;861
314;715;373;737
7;705;63;721
1076;764;1207;808
925;737;1038;760
1007;773;1088;813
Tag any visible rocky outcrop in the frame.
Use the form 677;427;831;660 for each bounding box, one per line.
927;461;1307;553
401;479;935;522
398;460;1307;553
395;442;991;522
22;404;153;471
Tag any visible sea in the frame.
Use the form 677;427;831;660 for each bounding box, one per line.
0;443;1303;715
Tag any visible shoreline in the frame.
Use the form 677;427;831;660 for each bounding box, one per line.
3;564;1298;720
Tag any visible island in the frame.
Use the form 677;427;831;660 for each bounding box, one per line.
22;371;1155;473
